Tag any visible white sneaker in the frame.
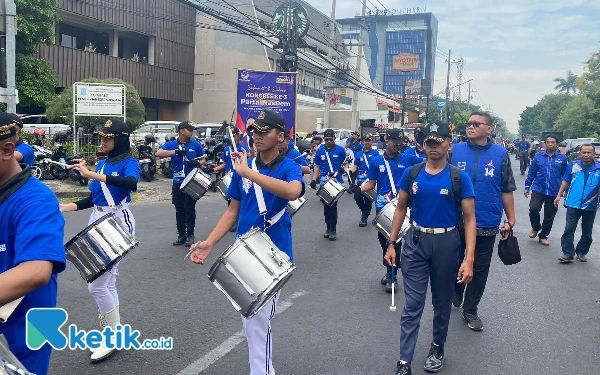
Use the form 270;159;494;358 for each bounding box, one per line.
90;306;120;362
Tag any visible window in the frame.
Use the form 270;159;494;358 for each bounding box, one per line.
58;23;109;55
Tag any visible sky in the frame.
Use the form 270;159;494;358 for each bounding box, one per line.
304;0;600;133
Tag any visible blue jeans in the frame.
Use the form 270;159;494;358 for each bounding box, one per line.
560;207;597;257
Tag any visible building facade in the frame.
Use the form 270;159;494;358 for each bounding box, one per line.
338;12;437;96
37;0;197;122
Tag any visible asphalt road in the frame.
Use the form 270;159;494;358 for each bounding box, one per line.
49;160;600;375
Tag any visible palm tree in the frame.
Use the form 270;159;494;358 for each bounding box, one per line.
553;70;578;94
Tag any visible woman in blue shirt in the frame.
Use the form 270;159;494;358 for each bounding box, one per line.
60;119;140;363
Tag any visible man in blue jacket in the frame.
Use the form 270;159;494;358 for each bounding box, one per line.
451;111;517;332
554;144;600;263
524;134;568;246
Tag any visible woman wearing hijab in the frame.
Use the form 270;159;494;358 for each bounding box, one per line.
60;119;140;362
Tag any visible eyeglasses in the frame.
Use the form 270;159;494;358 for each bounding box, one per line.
324;138;335;142
466;121;490;128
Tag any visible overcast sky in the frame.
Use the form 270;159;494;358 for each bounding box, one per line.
304;0;600;133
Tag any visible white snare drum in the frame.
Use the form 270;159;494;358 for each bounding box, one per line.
65;213;139;283
180;168;212;200
361;180;376;201
372;198;411;243
217;173;232;201
286;197;306;217
316;178;345;206
207;228;296;318
0;334;34;375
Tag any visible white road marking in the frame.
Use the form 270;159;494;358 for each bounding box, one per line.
176;290;307;375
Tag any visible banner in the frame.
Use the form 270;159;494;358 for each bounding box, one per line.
236;70;297;143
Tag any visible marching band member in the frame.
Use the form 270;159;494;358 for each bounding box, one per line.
60;119;140;362
189;110;304;375
361;129;422;293
280;130;310;175
0;113;66;375
156;121;206;245
12;117;34;168
350;134;380;227
310;129;347;241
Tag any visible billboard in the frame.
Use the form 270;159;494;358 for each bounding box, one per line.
392;53;420;72
236;70;297;139
74;84;125;116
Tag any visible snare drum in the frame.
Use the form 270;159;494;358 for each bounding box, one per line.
372;198;411;243
0;334;34;375
65;213;139;283
286;197;306;217
207;228;296;318
316;178;345;206
361;180;376;201
216;173;233;201
180;168;212;200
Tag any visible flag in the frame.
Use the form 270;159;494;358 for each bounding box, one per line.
419;109;426;117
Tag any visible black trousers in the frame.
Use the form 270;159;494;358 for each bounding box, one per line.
172;184;197;235
353;188;373;215
561;208;597;257
455;234;496;315
529;190;559;239
322;201;338;226
520;151;529;173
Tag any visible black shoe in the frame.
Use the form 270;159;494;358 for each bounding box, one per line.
229;223;237;233
462;311;484;331
395;361;412;375
185;234;195;247
329;230;337;241
452;290;464;308
359;213;368;227
423;343;444;373
173;234;186;246
385;280;398;293
324;224;331;238
381;268;391;285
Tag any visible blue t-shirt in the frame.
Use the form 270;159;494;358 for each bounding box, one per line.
519;141;530;151
314;145;347;184
90;157;141;206
160;139;206;183
400;164;475;228
222;145;251;173
284;147;309;167
227;155;304;260
346;139;363;154
368;153;423;212
403;146;417;156
16;141;34;168
354;149;380;184
0;175;66;375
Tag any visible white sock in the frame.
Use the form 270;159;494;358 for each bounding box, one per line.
399;360;408;364
432;342;440;347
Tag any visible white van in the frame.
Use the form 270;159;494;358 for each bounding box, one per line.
20;114;70;135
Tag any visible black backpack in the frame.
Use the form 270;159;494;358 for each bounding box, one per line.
407;163;463;227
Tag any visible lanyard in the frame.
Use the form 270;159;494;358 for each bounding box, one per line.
251;159;286;230
383;158;397;196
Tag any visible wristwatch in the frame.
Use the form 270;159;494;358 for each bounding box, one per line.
386;240;396;247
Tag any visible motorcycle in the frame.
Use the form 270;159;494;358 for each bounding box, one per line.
136;135;157;182
31;144;53;180
48;142;88;186
160;157;173;178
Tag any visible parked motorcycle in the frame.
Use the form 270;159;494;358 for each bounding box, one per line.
31;144;53;180
137;135;157;182
160;157;173;178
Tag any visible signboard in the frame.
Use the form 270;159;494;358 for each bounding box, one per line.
271;2;309;38
367;7;427;16
236;69;297;138
392;53;420;72
74;84;125;116
437;99;446;110
374;123;392;129
340;88;347;96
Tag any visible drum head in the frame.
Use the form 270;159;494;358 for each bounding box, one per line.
181;168;197;187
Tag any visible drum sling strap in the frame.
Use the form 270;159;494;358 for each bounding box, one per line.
99;161;127;209
383;158;397;196
325;150;337;177
251;159;286;229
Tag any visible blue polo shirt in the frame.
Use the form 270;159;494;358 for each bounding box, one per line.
284;147;309;167
222;145;251;173
90;157;140;206
519;141;530;151
354;148;380;184
400;164;475;228
346;139;363;154
403;146;417;156
161;139;205;183
314;145;347;184
368;153;423;212
227;155;304;260
16;141;34;167
0;173;66;375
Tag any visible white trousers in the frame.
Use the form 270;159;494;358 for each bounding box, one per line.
87;205;136;315
242;291;280;375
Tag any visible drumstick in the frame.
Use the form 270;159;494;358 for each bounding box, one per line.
48;160;71;168
227;126;241;165
389;266;396;311
183;249;192;260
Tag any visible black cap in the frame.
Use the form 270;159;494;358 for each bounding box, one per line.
95;119;130;138
362;133;374;141
248;110;286;132
424;121;452;143
230;126;240;135
178;121;195;131
385;128;405;145
323;129;336;138
0;113;21;140
351;131;359;136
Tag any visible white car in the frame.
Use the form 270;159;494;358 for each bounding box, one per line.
19;114;70;135
131;121;179;145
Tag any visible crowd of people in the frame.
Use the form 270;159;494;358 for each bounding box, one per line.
1;109;599;375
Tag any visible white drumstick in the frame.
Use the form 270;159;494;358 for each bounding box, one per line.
390;266;396;311
183;249;193;261
48;160;71;168
227;126;241;164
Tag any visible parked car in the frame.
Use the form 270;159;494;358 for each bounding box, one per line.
193;123;224;146
295;131;309;140
20;114;70;135
131;121;179;146
313;128;352;147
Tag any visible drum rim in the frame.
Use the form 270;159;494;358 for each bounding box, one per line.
242;266;295;318
181;167;198;187
64;212;117;249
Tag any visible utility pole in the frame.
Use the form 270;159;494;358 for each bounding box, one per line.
401;73;407;126
445;49;451;123
456;57;464;102
5;0;16;113
323;0;336;128
467;82;471;112
350;0;366;132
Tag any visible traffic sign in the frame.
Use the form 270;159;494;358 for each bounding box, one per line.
437;99;446;111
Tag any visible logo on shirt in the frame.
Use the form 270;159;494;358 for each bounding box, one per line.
398;164;405;169
0;244;5;252
333;155;339;158
321;155;326;161
379;165;386;173
242;177;253;194
111;172;118;176
486;160;495;168
440;188;449;195
412;182;418;194
457;162;466;170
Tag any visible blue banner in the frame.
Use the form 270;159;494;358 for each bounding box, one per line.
236;70;296;145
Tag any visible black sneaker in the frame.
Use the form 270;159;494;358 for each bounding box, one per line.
229;224;237;233
324;224;331;238
381;269;391;285
328;231;337;241
423;343;444;373
394;362;412;375
558;255;574;264
185;234;195;247
576;254;588;262
452;291;463;308
462;312;484;331
173;234;186;246
385;281;398;293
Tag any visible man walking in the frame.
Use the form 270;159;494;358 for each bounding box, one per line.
555;144;600;263
525;134;567;246
451;111;516;332
518;135;531;175
350;134;380;227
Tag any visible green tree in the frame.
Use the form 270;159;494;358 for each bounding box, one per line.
553;70;578;94
579;49;600;107
553;95;600;138
16;56;57;108
46;78;145;132
518;94;571;136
